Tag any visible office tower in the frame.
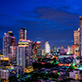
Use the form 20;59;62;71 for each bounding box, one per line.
9;46;17;64
74;28;80;45
19;28;27;40
3;33;11;57
80;16;82;63
8;31;16;46
3;31;16;57
17;39;33;68
45;41;50;54
32;41;41;57
11;37;16;46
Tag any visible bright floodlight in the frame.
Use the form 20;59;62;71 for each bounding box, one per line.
78;67;82;70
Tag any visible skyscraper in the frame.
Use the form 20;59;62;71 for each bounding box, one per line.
3;31;16;57
8;31;16;46
45;41;50;54
17;39;33;68
3;33;11;57
9;46;17;64
80;16;82;63
32;41;41;57
74;28;80;45
19;28;27;40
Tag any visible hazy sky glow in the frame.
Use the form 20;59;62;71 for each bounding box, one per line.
0;0;82;49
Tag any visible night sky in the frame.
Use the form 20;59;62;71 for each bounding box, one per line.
0;0;82;49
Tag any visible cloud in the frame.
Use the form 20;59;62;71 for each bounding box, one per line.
35;7;79;29
0;0;81;49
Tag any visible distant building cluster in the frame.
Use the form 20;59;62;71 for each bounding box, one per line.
0;16;82;81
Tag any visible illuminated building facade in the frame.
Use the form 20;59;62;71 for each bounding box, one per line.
3;31;16;58
32;41;41;57
45;41;50;54
19;28;27;40
0;57;9;66
74;28;80;45
37;49;42;56
71;45;79;56
9;46;17;64
80;16;82;63
0;66;24;80
8;31;16;46
42;49;45;56
17;40;33;68
67;46;72;55
3;33;11;57
52;46;57;55
11;37;16;46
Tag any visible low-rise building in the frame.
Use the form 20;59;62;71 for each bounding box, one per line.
0;66;24;80
69;69;80;80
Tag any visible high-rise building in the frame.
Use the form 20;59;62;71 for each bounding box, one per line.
74;28;80;45
3;33;11;57
32;41;41;57
19;28;27;40
45;41;50;54
17;39;33;68
3;31;16;57
80;16;82;63
11;37;16;46
9;46;17;64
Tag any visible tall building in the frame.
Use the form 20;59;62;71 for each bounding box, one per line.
32;41;41;57
45;41;50;54
19;28;27;40
3;31;16;57
80;16;82;63
3;33;11;57
74;28;80;45
17;39;33;68
9;46;17;64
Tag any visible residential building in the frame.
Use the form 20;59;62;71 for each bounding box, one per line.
74;28;80;45
17;39;33;68
19;28;27;40
45;41;50;54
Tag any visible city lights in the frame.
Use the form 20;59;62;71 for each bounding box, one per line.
0;1;82;81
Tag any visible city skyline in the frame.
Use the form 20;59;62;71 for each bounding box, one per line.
0;0;82;49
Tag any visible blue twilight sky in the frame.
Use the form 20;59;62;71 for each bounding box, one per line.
0;0;82;49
